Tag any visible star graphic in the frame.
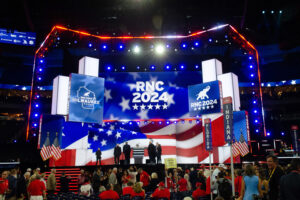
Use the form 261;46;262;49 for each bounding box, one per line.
165;92;175;106
110;125;115;130
116;132;121;139
155;104;161;110
198;107;201;110
140;104;146;110
107;130;113;136
119;97;131;112
202;107;206;110
109;114;119;120
104;89;112;102
62;132;65;136
149;75;158;83
206;106;210;109
147;104;153;110
194;108;197;111
133;104;139;110
129;72;141;81
163;104;168;109
81;122;85;127
291;80;296;85
93;135;98;141
211;105;214;109
137;109;149;119
127;84;137;91
87;143;91;149
101;139;107;146
98;128;104;132
131;131;137;135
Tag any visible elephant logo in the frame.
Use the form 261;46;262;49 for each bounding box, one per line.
196;86;210;100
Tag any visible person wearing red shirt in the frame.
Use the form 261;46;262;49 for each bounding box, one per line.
27;174;46;200
178;174;188;192
192;182;206;199
98;184;119;200
151;182;171;200
122;181;134;196
234;169;243;197
131;182;145;199
0;171;9;200
138;168;150;189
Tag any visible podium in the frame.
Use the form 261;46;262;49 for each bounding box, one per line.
132;147;144;164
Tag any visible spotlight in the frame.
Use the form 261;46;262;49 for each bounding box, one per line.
195;65;199;69
88;43;93;47
208;38;212;42
180;65;185;70
150;65;155;70
36;95;40;99
251;83;255;86
181;43;187;48
279;10;282;14
33;133;36;136
106;65;112;71
254;110;258;114
133;45;141;54
255;120;258;123
74;40;77;44
121;66;126;70
35;104;39;108
253;100;257;104
271;10;274;14
255;129;259;133
118;44;124;50
39;68;43;72
281;132;285;136
166;44;170;48
39;59;44;64
136;66;140;70
267;132;270;136
33;123;37;127
158;121;162;125
165;65;171;70
34;113;39;117
38;77;42;81
166;121;170;125
262;10;265;14
102;44;107;50
194;41;200;47
250;74;254;77
155;44;165;55
249;65;253;69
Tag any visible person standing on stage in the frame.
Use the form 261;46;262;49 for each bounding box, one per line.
46;169;56;196
266;155;284;200
123;142;131;165
114;144;121;165
96;148;102;166
148;140;156;164
156;142;162;164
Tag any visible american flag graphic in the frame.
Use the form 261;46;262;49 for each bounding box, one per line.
49;114;236;166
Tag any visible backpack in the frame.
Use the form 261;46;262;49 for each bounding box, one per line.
218;179;232;199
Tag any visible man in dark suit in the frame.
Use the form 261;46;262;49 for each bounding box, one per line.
123;142;131;165
96;148;102;166
156;142;162;164
280;158;300;200
148;140;156;164
114;144;121;165
266;155;284;200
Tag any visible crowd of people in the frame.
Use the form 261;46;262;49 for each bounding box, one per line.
0;155;300;200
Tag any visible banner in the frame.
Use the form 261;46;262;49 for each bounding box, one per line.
164;158;177;169
188;80;222;116
204;118;213;151
100;71;202;120
223;97;233;143
233;111;249;143
68;73;104;123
